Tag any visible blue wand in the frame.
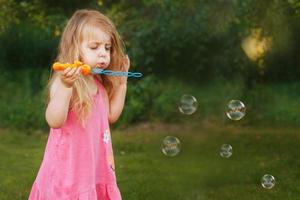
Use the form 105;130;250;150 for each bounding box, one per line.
91;68;143;78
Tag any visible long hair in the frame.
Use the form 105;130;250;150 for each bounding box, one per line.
46;9;125;126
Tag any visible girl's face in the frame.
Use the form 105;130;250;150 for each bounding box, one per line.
80;26;111;70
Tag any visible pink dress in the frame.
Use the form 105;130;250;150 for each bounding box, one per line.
29;77;122;200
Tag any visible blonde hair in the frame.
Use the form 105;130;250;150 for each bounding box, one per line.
46;9;125;126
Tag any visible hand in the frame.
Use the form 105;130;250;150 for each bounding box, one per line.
59;67;82;88
119;55;130;85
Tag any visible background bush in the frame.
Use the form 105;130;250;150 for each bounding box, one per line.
0;0;300;130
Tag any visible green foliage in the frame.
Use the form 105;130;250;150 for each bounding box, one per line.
1;0;300;83
1;68;300;130
0;69;49;130
0;0;300;130
105;0;300;83
0;22;58;70
42;0;96;16
0;0;18;33
243;82;300;126
116;75;160;125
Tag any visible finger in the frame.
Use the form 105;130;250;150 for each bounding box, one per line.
123;56;128;66
74;67;82;78
62;67;72;76
122;65;129;72
123;55;130;71
75;67;82;75
70;74;80;81
68;78;77;83
66;67;77;77
125;55;130;63
63;68;75;78
125;55;130;62
127;56;130;69
71;67;78;75
66;76;77;83
77;67;82;73
127;55;130;67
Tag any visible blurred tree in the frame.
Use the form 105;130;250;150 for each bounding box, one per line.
0;0;299;84
104;0;245;82
0;0;18;33
42;0;95;16
103;0;300;84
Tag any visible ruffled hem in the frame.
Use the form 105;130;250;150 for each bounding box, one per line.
28;182;122;200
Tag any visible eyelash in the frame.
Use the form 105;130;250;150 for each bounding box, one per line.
90;46;111;51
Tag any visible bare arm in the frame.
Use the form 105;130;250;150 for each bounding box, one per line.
45;67;81;128
106;55;130;124
45;78;73;128
107;84;127;124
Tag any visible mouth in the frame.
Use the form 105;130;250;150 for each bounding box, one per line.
95;62;107;69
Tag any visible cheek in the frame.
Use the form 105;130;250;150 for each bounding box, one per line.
81;54;88;63
82;50;93;60
79;48;88;62
107;56;111;65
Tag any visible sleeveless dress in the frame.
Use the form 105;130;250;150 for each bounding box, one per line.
28;77;122;200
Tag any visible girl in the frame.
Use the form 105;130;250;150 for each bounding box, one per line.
29;9;129;200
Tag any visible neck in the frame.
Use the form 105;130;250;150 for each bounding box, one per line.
94;75;103;83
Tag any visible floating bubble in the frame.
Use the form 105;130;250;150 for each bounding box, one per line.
162;136;181;157
220;144;233;158
178;95;198;115
226;100;246;121
261;174;275;189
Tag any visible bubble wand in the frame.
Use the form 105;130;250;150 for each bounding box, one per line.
52;61;143;78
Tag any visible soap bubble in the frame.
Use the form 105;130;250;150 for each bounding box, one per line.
226;100;246;121
178;95;198;115
162;136;181;157
220;144;233;158
261;174;275;189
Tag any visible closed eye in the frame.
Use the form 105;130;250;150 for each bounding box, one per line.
90;46;98;50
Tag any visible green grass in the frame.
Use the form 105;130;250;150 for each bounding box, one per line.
1;122;300;199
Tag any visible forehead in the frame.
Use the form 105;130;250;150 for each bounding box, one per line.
81;24;111;44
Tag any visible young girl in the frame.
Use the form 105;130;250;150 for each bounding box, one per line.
29;9;129;200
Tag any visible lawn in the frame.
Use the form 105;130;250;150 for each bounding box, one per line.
0;121;299;200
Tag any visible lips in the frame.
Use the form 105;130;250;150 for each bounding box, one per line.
96;62;106;69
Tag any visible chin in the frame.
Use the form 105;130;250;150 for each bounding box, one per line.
95;64;108;69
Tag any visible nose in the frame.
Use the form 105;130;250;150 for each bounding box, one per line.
98;46;106;58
